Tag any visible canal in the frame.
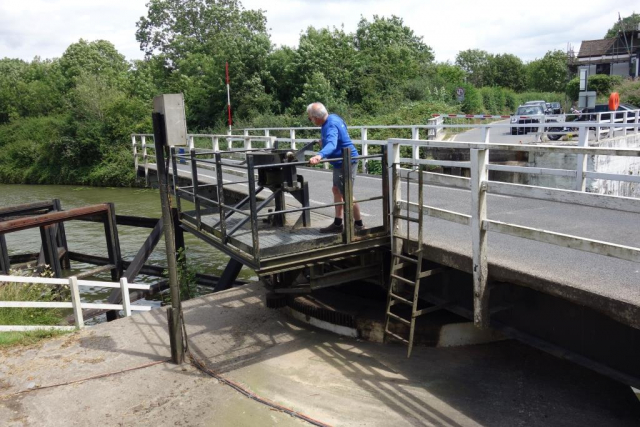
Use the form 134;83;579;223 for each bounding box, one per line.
1;184;258;315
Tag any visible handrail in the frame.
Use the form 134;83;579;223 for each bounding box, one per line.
0;275;152;331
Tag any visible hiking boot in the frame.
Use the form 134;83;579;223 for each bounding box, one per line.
355;223;366;232
320;222;344;233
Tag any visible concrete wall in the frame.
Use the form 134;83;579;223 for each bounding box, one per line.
526;133;640;197
589;133;640;197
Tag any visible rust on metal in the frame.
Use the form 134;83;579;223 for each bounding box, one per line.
0;204;109;234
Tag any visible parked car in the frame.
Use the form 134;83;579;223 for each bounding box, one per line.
577;104;638;123
524;100;549;114
550;102;562;114
511;105;545;135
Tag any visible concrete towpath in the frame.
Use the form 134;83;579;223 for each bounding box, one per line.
1;283;639;426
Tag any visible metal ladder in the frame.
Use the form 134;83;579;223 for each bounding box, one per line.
383;165;427;357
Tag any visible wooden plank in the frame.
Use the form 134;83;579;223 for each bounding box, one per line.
487;181;640;214
401;201;471;226
487;164;577;177
486;219;640;263
123;218;163;282
0;204;109;234
0;200;55;219
52;199;70;270
388;138;640;157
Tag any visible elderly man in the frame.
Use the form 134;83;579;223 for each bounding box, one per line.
308;102;364;233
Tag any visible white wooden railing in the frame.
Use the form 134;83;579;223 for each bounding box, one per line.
387;138;640;328
0;275;152;331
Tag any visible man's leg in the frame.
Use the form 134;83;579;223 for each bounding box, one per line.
332;185;344;218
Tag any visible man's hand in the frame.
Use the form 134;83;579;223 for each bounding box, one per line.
309;155;322;165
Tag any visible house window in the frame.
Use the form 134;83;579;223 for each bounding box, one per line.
596;63;611;75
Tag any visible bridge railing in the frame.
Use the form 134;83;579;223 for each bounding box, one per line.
387;138;640;329
0;275;151;331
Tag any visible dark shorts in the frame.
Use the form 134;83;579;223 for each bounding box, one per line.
332;162;358;195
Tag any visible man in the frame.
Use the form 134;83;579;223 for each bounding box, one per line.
307;102;365;233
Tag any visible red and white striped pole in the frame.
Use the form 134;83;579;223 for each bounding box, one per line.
225;62;232;134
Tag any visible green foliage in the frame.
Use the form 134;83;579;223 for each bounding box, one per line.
0;268;70;327
527;50;569;92
455;49;492;87
491;54;526;91
163;247;198;303
605;13;640;38
567;74;623;100
0;329;70;348
614;79;640;106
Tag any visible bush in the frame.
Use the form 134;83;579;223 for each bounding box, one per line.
566;74;623;101
614;79;640;107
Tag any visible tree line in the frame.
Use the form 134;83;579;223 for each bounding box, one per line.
0;0;632;186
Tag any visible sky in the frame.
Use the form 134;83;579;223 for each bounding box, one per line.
0;0;637;63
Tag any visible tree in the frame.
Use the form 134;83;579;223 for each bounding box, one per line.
455;49;492;87
353;15;434;110
491;54;526;91
527;50;568;92
136;0;273;126
59;39;129;89
605;13;640;38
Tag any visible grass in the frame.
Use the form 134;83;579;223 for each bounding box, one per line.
0;268;71;348
0;329;71;348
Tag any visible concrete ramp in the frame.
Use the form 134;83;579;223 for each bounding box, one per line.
1;283;639;426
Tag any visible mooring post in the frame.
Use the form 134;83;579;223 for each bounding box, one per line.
152;109;184;365
104;202;124;322
52;199;71;270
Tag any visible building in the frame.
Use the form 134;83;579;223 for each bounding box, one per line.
574;26;640;79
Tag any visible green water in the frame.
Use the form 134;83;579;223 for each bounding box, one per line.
0;184;257;300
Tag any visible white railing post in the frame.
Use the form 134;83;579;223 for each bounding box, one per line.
411;127;420;165
268;136;276;149
120;277;131;317
188;135;195;151
141;136;149;185
132;135;138;172
623;113;628;136
212;136;219;152
243;129;250;137
610;112;615;137
361;128;368;174
575;127;589;192
481;127;491;143
470;148;489;329
635;111;639;134
69;276;84;329
595;113;601;142
264;129;270;138
244;136;251;151
289;129;296;150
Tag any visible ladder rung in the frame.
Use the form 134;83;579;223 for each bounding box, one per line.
395;214;420;223
386;311;410;325
414;303;449;317
393;253;419;264
391;262;409;271
419;267;445;279
390;274;416;286
389;292;413;306
385;329;409;344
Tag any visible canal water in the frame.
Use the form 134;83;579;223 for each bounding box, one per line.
1;184;257;315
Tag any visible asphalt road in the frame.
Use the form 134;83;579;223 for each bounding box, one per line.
165;136;640;328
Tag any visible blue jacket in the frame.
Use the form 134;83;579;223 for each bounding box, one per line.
318;114;358;167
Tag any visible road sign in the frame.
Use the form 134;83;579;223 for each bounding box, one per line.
456;87;465;102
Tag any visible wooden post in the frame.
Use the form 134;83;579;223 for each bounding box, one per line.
471;148;489;329
69;276;84;328
40;225;62;277
132;135;138;172
52;199;70;270
575;127;589;192
0;234;10;274
411;127;420;166
152;111;184;364
104;202;123;322
120;278;132;317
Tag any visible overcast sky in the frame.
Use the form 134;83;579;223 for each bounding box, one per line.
0;0;637;63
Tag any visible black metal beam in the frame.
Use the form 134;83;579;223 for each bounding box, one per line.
215;258;244;292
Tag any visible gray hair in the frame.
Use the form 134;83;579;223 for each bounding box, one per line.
307;102;328;120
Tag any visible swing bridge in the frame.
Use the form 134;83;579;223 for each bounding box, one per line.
130;117;640;388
